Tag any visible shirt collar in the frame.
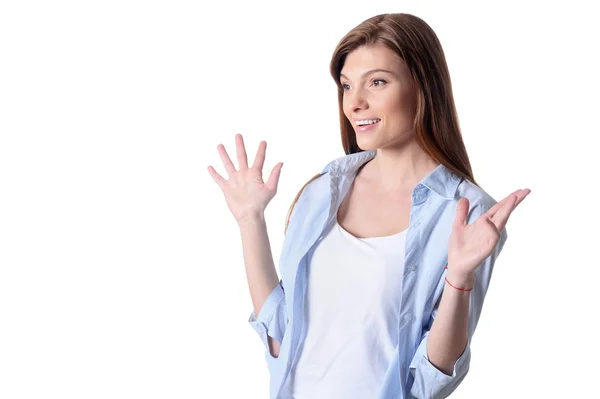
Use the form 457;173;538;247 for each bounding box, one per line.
320;150;462;200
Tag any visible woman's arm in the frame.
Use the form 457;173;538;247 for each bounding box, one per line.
427;190;528;375
239;212;279;321
426;270;474;375
207;134;287;358
240;211;283;357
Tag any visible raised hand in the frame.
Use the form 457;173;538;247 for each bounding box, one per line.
447;188;531;279
208;134;284;226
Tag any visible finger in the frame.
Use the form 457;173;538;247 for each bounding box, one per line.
454;197;470;227
486;189;528;219
504;189;529;209
514;189;531;207
236;134;249;170
486;189;521;218
502;189;530;218
483;216;501;241
265;162;283;192
491;193;518;231
252;140;267;171
207;165;226;189
217;143;236;177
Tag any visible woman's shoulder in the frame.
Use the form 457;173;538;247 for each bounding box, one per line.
292;153;349;200
456;177;500;212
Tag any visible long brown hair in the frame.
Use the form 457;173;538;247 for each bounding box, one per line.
284;13;478;235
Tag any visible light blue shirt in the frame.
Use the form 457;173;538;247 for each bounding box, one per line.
248;150;508;399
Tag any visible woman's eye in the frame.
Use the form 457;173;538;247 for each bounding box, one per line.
342;80;385;90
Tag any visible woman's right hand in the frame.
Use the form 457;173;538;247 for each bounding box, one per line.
208;134;284;226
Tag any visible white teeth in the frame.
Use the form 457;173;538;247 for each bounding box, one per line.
356;119;380;126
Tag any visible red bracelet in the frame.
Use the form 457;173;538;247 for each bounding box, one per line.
444;265;473;292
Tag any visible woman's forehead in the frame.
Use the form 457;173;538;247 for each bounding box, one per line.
340;46;409;79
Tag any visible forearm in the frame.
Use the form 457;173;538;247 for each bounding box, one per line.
426;269;475;376
238;211;281;319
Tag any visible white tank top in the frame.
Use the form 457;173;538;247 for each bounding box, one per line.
289;216;407;398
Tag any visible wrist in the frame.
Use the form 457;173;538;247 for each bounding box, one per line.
237;211;266;228
445;267;475;291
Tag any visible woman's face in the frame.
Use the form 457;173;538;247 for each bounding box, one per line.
340;44;417;150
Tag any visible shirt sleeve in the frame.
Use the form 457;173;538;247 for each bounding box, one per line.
408;203;509;398
247;279;287;358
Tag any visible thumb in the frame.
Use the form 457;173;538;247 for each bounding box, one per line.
265;162;283;192
454;197;469;227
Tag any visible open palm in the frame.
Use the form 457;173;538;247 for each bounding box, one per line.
207;134;283;225
448;188;531;275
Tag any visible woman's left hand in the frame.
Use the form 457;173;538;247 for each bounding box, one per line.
447;188;531;279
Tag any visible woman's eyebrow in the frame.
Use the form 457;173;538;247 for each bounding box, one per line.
340;68;395;80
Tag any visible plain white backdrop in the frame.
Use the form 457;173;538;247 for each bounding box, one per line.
1;0;598;397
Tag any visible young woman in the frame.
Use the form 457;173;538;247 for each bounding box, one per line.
208;12;530;399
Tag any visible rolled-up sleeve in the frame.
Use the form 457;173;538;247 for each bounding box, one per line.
248;279;287;355
408;326;472;398
409;203;509;398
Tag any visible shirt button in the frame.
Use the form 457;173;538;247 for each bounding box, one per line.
404;314;412;322
408;265;417;272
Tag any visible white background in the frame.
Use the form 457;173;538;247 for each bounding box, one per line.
1;1;598;398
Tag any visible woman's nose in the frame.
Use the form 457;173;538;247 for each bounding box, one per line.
346;89;368;111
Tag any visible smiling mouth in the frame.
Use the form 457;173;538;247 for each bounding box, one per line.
355;119;381;127
356;120;381;130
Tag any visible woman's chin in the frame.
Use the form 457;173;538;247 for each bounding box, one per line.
356;136;379;151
